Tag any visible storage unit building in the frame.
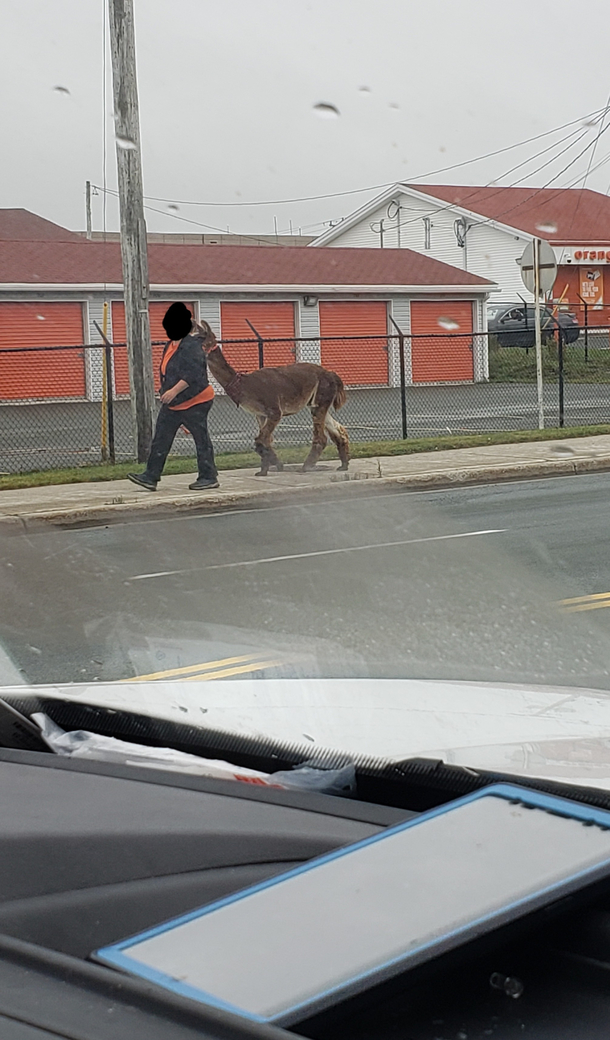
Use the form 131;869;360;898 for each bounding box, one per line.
0;214;495;403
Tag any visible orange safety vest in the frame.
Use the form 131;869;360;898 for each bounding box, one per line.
160;340;215;410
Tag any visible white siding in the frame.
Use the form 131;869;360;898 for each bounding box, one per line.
86;297;112;402
388;295;412;385
197;294;223;393
198;294;221;334
473;296;488;382
328;192;467;268
297;299;321;363
465;222;531;303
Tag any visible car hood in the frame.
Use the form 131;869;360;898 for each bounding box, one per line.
3;677;610;790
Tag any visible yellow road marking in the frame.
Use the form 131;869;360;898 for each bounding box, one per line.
122;653;263;683
183;660;282;681
559;592;610;613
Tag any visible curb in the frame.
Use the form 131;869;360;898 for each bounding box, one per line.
2;453;610;529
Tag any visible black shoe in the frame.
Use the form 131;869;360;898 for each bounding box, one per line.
127;473;157;491
188;478;220;491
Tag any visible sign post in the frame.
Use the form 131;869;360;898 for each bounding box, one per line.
518;239;557;430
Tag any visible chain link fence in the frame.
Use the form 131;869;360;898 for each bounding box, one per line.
1;328;610;473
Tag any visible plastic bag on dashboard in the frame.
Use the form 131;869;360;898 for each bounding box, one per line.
31;713;273;784
32;715;356;795
269;760;357;796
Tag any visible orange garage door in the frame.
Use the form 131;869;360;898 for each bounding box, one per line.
410;301;474;382
111;302;195;395
319;302;388;385
0;302;86;400
220;302;296;370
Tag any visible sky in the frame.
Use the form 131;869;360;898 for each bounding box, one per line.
2;0;610;238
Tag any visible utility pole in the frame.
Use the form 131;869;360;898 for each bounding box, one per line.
108;0;154;461
533;237;544;430
85;181;92;239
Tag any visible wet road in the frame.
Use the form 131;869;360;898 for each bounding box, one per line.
2;471;610;690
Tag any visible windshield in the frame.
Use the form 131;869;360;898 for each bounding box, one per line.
2;0;610;789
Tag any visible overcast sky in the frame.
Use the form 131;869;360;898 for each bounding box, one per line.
3;0;610;238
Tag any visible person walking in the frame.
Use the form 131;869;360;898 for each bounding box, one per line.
127;302;219;492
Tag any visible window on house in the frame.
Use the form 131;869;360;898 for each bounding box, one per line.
423;217;431;250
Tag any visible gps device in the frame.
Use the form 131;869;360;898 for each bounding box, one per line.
95;784;610;1026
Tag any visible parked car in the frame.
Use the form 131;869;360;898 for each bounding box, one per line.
488;303;580;347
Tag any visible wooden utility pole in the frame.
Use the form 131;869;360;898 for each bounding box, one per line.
108;0;154;461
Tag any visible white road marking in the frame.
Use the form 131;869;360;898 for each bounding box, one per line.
128;528;506;581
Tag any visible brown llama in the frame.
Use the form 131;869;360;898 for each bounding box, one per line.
194;320;349;476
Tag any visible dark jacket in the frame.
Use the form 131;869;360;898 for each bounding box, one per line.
159;334;210;407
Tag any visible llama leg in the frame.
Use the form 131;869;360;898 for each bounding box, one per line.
302;406;328;471
254;411;282;476
325;411;350;470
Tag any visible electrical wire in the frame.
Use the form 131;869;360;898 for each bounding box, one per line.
92;110;603;241
95;185;330;239
92;106;605;211
473;119;610;231
367;121;597;240
567;91;610;233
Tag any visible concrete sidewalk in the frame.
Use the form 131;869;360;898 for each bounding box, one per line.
3;434;610;527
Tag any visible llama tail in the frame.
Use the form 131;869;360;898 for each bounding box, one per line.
332;373;347;411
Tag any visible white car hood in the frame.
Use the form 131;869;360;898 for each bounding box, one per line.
3;677;610;790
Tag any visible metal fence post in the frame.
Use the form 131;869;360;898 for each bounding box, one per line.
245;319;265;368
577;294;589;361
557;325;565;429
94;321;116;463
105;341;116;463
389;315;408;438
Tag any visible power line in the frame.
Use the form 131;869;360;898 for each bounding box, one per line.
476;119;610;230
567;91;610;233
92;106;605;212
374;121;596;239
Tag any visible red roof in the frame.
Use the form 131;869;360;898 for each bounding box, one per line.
408;185;610;244
0;239;492;287
0;209;83;242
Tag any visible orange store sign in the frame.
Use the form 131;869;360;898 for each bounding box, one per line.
573;249;610;261
580;269;604;307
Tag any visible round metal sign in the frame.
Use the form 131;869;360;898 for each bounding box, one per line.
519;239;557;295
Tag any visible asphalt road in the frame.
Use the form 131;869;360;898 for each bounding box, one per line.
2;471;610;691
3;381;610;472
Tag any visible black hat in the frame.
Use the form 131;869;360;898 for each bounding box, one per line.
162;302;192;341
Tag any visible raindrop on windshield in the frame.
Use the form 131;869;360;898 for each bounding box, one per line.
313;102;340;119
437;316;460;330
504;977;524;999
115;134;137;150
489;972;524;999
53;85;70;95
536;221;558;234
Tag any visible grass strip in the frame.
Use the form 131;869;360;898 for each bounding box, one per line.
3;424;610;491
